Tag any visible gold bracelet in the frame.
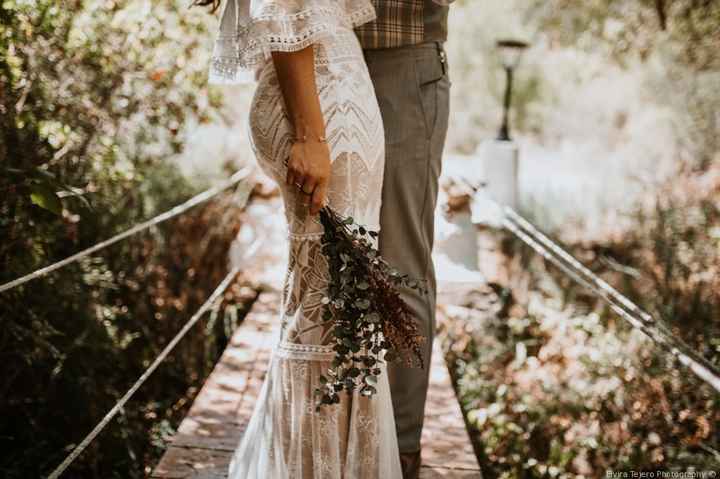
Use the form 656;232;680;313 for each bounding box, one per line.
294;133;327;143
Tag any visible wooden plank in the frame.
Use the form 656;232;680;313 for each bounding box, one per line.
420;339;482;477
421;468;485;479
151;447;232;479
153;289;481;478
151;292;277;478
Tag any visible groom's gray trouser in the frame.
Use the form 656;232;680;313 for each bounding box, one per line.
363;41;451;454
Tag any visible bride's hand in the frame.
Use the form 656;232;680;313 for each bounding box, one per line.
271;46;330;215
286;138;331;215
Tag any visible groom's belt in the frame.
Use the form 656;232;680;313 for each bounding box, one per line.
362;41;448;77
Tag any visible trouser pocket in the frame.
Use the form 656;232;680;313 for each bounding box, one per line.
415;44;449;139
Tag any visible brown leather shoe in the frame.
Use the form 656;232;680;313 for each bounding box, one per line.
399;450;421;479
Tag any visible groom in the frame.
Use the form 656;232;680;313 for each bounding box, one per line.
356;1;452;478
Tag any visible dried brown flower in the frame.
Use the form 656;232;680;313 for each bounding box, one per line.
314;206;427;410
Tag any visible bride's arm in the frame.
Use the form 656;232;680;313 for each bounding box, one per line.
272;47;330;215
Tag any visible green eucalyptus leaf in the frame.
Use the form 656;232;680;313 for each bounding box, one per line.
360;385;376;396
29;183;62;215
316;207;427;410
355;298;370;310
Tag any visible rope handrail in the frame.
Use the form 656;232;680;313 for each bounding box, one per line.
499;205;720;394
504;208;657;326
0;166;253;294
46;237;262;479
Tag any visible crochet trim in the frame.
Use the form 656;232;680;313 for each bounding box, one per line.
209;4;376;84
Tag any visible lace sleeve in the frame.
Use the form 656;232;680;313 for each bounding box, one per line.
209;0;376;84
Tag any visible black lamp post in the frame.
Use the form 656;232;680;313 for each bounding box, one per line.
496;39;529;142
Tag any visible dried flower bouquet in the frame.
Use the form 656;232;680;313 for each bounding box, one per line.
314;206;427;410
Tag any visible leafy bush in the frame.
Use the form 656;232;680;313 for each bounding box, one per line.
603;166;720;368
0;1;254;477
528;0;720;71
440;241;720;477
441;162;720;476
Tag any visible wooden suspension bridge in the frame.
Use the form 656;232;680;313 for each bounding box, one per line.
150;195;484;478
150;289;483;478
16;162;717;479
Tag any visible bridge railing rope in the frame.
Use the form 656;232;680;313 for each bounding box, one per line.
7;164;719;477
46;235;261;479
1;167;254;477
0;166;252;294
38;171;259;478
500;204;720;394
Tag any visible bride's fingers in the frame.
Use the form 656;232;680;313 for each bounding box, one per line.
287;168;304;189
310;181;327;215
295;173;308;191
297;177;314;207
286;167;295;186
301;177;317;195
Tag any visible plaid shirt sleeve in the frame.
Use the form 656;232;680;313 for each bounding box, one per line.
354;0;424;49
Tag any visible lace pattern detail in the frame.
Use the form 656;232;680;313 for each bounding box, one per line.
248;29;384;238
225;9;400;478
279;237;332;345
209;0;376;84
274;341;335;361
229;355;400;478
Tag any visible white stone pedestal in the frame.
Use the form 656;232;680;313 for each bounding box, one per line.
475;139;519;209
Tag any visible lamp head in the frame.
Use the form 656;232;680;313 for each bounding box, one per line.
496;39;530;70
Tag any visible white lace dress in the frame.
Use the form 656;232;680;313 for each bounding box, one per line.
208;1;402;477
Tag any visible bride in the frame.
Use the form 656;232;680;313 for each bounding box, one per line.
202;0;402;477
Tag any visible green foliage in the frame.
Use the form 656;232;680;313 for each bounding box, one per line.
605;168;720;369
442;165;720;475
526;0;720;173
528;0;720;71
0;1;249;477
441;248;720;477
443;2;720;473
315;207;427;409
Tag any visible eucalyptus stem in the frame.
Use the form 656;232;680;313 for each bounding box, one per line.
314;206;427;410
